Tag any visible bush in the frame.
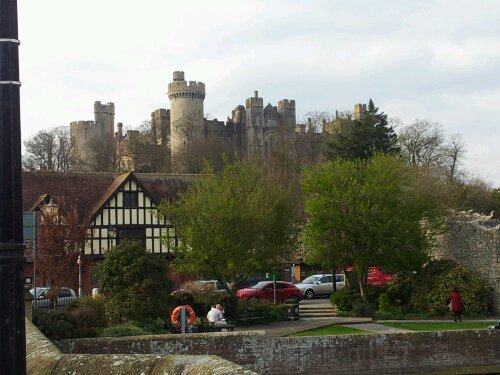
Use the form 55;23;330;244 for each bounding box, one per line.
32;308;74;339
388;259;492;316
330;288;360;311
66;296;106;328
377;292;391;312
234;299;290;324
101;324;147;337
352;303;374;317
94;241;173;324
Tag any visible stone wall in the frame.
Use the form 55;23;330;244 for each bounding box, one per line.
26;319;256;375
434;217;500;312
57;330;500;375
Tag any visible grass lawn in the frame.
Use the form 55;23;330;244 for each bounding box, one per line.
380;321;497;332
290;325;370;337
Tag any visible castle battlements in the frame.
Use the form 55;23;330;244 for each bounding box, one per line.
168;71;205;101
70;120;95;128
246;90;263;109
278;99;295;110
94;101;115;115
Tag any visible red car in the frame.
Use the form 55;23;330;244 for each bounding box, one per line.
367;266;396;286
236;281;303;303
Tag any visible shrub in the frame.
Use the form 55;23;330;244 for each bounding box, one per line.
101;324;147;337
388;259;491;316
330;288;360;311
32;308;74;339
234;299;291;324
135;318;169;334
66;296;106;328
352;303;374;317
377;292;391;312
94;241;173;324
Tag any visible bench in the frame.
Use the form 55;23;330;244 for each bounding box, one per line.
237;311;267;325
209;322;235;332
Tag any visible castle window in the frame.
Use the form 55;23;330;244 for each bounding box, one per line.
123;191;138;208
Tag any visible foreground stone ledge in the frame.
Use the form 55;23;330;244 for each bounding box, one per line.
26;319;258;374
57;327;500;375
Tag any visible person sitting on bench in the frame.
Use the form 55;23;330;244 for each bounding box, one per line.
207;304;234;330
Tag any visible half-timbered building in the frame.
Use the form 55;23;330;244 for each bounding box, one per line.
22;171;196;294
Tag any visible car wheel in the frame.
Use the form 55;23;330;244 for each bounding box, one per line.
304;289;315;299
289;294;300;303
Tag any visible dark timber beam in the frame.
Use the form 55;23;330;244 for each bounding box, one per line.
0;0;27;373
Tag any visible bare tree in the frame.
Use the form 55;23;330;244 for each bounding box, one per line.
397;119;445;170
301;111;334;133
23;127;79;172
85;135;118;172
36;198;87;301
443;133;466;182
398;120;466;181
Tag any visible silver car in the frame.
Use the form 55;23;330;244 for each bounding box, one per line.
29;287;77;309
294;274;345;299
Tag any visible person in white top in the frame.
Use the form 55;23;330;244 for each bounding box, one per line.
207;304;226;327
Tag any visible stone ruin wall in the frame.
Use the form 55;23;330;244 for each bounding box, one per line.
433;217;500;312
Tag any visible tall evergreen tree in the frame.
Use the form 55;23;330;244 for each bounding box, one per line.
325;99;399;160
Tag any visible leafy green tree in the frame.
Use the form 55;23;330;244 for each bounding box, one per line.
301;154;440;300
158;161;297;287
94;241;172;324
325;99;399;160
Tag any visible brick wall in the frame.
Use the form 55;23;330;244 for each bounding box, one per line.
57;330;500;374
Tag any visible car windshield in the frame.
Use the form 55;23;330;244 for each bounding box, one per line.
300;276;320;284
251;281;271;289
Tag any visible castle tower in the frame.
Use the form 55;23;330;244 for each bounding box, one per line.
151;108;170;146
70;101;115;170
94;101;115;137
167;71;205;168
245;90;264;157
354;103;367;120
277;99;296;130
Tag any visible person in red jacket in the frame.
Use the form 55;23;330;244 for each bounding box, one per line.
449;287;463;322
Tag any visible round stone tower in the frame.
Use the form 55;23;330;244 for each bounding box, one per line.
167;71;205;164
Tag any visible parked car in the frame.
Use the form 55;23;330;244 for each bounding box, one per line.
294;274;346;299
236;281;303;303
29;287;77;309
344;266;396;286
366;266;396;286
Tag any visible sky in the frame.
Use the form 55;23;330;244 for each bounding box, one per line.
18;0;500;187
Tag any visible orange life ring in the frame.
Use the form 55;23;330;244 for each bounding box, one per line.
171;305;197;328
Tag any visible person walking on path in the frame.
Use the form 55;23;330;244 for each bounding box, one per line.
449;287;463;322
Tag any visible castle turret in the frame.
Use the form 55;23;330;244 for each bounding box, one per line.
167;71;205;170
94;101;115;137
245;90;264;157
277;99;296;130
354;103;367;120
151;108;170;146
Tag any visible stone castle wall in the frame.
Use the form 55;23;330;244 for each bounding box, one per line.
434;217;500;312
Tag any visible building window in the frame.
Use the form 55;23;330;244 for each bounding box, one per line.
117;227;146;247
123;191;138;208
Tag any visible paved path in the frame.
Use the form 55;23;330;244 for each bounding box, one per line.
235;317;373;337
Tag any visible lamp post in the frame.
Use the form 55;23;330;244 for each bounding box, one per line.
0;0;27;373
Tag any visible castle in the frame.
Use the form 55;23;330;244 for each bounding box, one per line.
70;71;298;172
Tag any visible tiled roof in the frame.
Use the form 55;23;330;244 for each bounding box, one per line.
22;171;195;224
